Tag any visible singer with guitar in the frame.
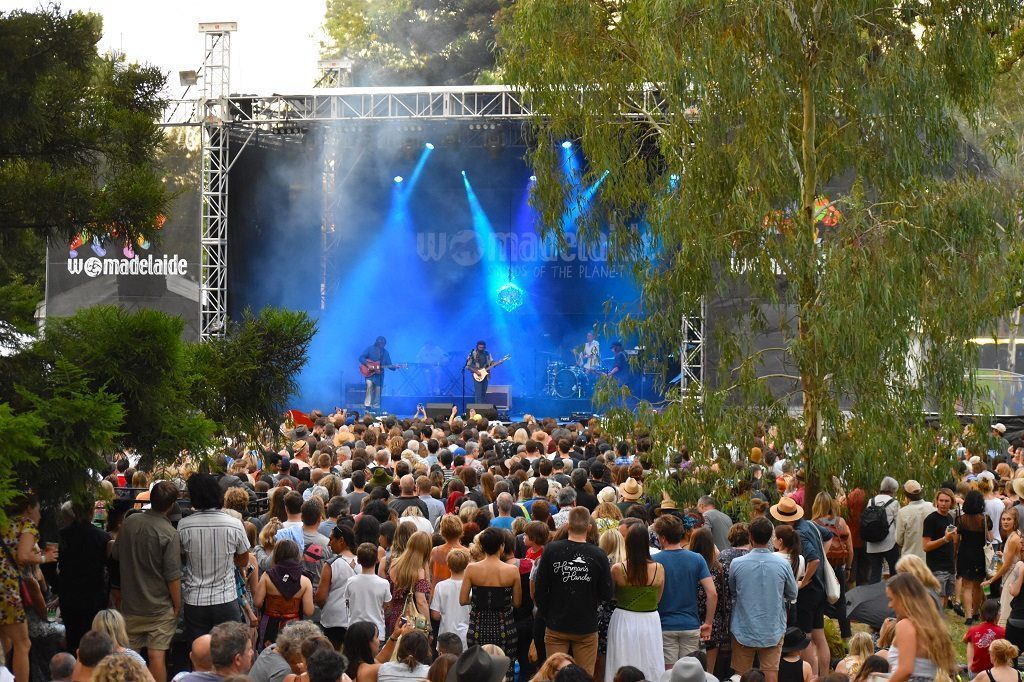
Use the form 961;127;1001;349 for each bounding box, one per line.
465;340;510;404
358;336;399;413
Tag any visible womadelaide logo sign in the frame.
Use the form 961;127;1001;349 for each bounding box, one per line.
65;219;188;277
67;254;189;277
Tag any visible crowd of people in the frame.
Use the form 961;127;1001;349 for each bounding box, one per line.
0;409;1021;682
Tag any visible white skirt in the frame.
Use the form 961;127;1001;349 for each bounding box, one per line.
604;608;664;682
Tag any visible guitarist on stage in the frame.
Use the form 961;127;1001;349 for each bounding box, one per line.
358;336;396;413
465;340;494;404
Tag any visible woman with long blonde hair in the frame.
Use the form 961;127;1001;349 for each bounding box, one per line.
984;507;1023;626
599;527;626;565
91;609;147;667
885;573;957;682
383;530;432;636
834;632;874;677
895;554;941;592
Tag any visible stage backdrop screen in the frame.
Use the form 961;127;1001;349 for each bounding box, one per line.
227;122;644;407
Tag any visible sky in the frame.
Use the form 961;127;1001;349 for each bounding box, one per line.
0;0;329;96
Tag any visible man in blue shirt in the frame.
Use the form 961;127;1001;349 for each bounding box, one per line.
729;516;798;682
770;496;833;679
652;513;716;668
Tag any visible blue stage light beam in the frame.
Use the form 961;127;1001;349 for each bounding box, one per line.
462;173;516;351
403;144;434;194
562;170;609;232
561;140;581;187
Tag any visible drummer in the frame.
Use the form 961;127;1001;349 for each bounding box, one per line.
577;331;602;373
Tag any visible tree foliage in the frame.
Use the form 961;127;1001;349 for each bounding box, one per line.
499;0;1024;504
187;308;317;439
0;304;314;503
323;0;504;84
29;306;216;466
0;6;168;244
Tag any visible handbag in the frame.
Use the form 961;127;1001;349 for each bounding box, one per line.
985;541;997;578
0;534;44;617
813;523;841;604
401;588;429;634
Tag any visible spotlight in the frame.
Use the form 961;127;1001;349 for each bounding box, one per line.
561;140;572;149
425;142;434;150
529;175;537;183
461;170;467;177
394;176;404;184
497;282;525;312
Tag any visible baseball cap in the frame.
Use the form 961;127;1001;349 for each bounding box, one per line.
903;480;922;494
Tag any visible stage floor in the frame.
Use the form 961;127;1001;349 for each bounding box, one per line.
345;394;599;422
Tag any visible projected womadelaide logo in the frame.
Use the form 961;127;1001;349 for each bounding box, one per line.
65;220;189;278
417;230;625;278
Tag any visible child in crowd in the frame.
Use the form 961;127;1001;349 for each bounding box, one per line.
523;520;549;562
430;549;471;648
963;599;1005;676
345;542;392;644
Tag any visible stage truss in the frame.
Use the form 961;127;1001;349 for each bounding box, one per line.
166;55;705;396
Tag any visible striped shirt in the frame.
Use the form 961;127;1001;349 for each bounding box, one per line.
178;510;249;606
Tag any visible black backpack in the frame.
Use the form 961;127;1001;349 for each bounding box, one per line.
860;497;895;543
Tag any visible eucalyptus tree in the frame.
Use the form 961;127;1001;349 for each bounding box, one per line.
500;1;1024;504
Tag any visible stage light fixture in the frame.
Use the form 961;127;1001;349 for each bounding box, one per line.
561;140;573;149
461;170;467;177
496;282;525;312
425;142;434;150
394;175;404;184
529;175;537;183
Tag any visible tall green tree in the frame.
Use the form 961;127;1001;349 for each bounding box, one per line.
0;6;170;346
500;0;1024;502
21;306;216;467
0;6;168;242
186;308;317;439
323;0;505;84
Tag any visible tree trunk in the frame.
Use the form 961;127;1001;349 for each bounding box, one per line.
799;67;822;515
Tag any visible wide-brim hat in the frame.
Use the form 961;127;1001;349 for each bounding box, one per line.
1012;476;1024;499
369;468;393;488
770;496;804;523
781;626;811;653
447;646;510;682
620;477;643;501
655;493;678;514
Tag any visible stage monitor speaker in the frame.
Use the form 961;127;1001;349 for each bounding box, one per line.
468;403;499;420
425;402;455;420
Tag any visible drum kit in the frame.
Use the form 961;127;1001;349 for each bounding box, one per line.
543;358;610;398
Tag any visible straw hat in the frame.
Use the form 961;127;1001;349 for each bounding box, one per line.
654;493;678;515
619;477;643;502
770;496;804;523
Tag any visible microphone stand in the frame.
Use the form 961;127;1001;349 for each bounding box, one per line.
462;351;472;417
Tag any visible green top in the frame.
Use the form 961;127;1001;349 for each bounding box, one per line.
614;583;660;612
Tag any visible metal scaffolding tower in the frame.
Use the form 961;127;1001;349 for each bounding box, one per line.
681;304;706;397
198;22;235;339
